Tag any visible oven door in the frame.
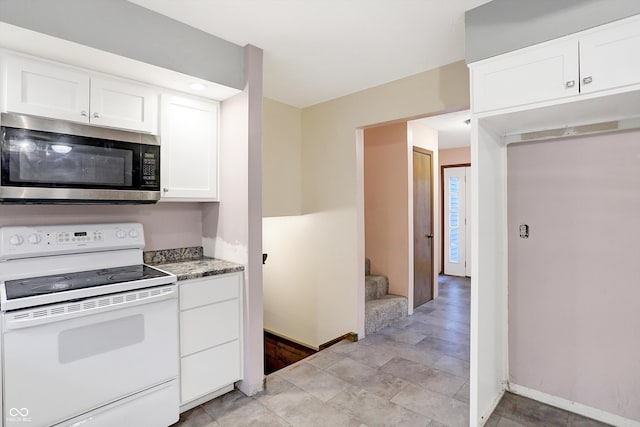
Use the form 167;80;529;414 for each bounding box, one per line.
2;286;178;427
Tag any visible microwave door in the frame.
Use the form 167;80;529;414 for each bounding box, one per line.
9;139;133;188
1;125;159;203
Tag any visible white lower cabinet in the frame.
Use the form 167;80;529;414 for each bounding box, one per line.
178;273;242;409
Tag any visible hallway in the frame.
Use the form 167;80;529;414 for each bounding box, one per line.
174;276;607;426
175;275;471;426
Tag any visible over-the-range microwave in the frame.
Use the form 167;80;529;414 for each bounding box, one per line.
0;113;160;204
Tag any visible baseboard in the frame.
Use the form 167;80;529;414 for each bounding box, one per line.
319;332;358;350
264;328;318;350
478;388;505;427
508;383;640;427
180;384;234;413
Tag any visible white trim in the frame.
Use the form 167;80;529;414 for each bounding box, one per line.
180;384;233;413
355;129;367;335
479;388;505;427
509;383;640;427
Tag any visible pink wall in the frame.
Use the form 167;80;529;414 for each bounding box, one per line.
202;45;264;395
438;146;470;273
0;203;203;250
439;146;470;167
364;123;409;297
507;130;640;421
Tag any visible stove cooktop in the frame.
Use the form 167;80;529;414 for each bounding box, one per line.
4;264;171;300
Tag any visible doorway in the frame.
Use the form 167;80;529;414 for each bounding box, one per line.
443;165;471;277
413;147;434;307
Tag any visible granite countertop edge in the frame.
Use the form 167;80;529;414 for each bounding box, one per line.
151;256;244;282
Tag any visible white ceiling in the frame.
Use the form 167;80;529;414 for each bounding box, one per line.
128;0;491;108
414;109;471;149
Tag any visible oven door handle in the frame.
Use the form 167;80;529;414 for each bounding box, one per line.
3;285;176;330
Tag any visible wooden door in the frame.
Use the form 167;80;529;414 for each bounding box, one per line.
413;148;433;307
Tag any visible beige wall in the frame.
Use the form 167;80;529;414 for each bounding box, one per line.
263;98;302;217
364;123;409;297
301;60;469;342
262;60;469;346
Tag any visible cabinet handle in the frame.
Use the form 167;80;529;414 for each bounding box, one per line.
565;80;575;89
93;112;101;118
163;188;169;193
80;110;88;117
582;76;593;85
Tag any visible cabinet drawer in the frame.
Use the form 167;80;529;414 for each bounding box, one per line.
179;274;240;310
180;299;240;356
180;340;241;404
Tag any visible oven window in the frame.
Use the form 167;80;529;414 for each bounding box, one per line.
8;138;133;187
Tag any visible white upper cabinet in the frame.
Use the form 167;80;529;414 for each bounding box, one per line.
5;55;158;133
160;95;219;202
89;77;158;133
579;17;640;95
7;56;91;123
471;15;640;114
472;40;579;113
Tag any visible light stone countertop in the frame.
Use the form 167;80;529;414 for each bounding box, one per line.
152;257;244;281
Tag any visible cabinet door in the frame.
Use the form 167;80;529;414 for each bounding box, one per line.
472;39;579;113
180;299;240;356
160;95;219;201
90;77;158;133
6;56;90;123
579;17;640;94
181;341;241;404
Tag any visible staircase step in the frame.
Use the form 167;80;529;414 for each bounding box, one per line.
365;295;408;335
365;275;389;301
365;258;371;276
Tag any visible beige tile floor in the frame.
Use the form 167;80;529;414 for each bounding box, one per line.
173;276;609;427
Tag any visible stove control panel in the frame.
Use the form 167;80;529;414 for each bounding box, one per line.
0;223;146;261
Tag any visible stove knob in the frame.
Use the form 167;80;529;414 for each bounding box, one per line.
28;233;42;244
129;229;139;238
9;234;24;246
116;229;126;239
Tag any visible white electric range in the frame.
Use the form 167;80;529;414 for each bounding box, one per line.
0;223;179;427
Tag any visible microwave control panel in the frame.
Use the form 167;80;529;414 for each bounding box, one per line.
141;151;159;186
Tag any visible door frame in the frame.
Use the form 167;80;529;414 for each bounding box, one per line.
441;163;471;274
413;146;435;305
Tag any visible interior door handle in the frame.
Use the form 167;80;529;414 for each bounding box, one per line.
425;234;433;239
